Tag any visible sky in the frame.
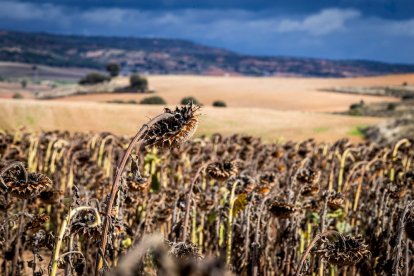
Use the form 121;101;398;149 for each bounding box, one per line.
0;0;414;63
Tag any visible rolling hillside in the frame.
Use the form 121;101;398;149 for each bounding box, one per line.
1;29;414;77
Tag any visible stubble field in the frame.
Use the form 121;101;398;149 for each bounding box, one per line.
1;73;412;142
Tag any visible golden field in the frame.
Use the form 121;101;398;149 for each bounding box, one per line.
1;73;413;141
0;99;382;142
52;74;408;112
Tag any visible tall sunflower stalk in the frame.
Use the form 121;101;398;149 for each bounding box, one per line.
95;103;200;275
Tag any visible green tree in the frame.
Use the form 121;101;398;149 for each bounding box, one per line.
20;79;27;89
140;96;166;105
13;92;23;99
181;96;200;105
129;74;148;92
106;62;121;77
213;100;227;107
79;73;110;85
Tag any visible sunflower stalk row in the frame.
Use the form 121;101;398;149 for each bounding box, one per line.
0;104;414;275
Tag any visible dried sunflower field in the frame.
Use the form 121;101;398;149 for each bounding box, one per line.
0;103;414;276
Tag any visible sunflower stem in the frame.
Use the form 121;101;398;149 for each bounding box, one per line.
182;164;207;242
95;113;172;275
390;139;410;182
392;200;413;276
50;206;101;276
337;149;354;193
226;179;239;268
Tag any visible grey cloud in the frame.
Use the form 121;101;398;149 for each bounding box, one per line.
276;9;360;35
0;1;413;62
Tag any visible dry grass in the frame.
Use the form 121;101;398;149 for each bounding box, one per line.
51;74;411;112
0;99;382;142
1;73;410;142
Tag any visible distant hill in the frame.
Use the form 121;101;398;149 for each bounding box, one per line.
1;29;414;77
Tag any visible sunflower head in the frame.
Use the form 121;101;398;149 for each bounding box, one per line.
268;200;296;219
256;172;276;195
198;196;215;212
6;172;52;199
315;235;370;267
142;103;201;149
126;175;151;193
165;240;203;261
70;210;102;241
328;192;345;210
387;181;408;199
233;174;256;194
301;184;320;197
405;212;414;241
296;167;321;185
206;161;239;181
25;213;50;231
39;189;63;204
30;230;55;250
259;171;277;186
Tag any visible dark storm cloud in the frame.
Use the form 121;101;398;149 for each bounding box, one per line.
0;0;413;63
8;0;414;19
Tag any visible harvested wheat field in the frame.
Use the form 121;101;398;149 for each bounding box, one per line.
0;82;34;99
52;74;410;112
0;99;382;142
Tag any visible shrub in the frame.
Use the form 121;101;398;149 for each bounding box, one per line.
348;100;365;116
79;73;110;85
129;74;148;92
213;100;227;107
140;96;166;105
181;96;200;105
106;63;121;77
387;103;397;111
12;92;23;99
20;79;27;88
402;94;414;101
127;99;138;104
349;100;364;111
107;99;138;105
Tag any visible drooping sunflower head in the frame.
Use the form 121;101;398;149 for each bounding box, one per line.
165;240;203;261
70;210;102;241
25;213;50;231
268;200;296;219
301;184;320;197
327;191;345;210
315;235;370;267
39;189;64;204
126;175;151;193
142;103;201;149
233;174;256;194
206;161;239;181
405;212;414;241
6;172;52;199
296;167;321;186
30;230;55;250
